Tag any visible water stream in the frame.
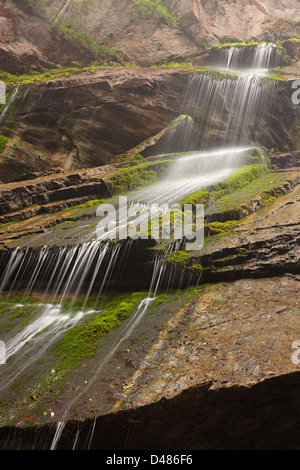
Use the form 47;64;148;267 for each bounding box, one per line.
0;43;281;448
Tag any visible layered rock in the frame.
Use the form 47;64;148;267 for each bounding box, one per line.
1;0;300;75
0;69;188;181
0;68;299;183
0;0;112;74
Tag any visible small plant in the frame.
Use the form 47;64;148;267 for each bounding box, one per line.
131;153;144;161
0;136;9;154
131;0;181;26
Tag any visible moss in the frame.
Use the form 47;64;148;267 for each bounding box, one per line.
264;196;276;205
0;63;140;89
51;23;121;62
0;295;40;334
205;168;292;224
166;250;189;266
0;136;9;154
207;42;285;53
150;62;191;69
180;164;267;212
0;221;15;229
131;153;144;161
83;222;98;231
208;220;239;235
104;159;170;195
63;199;104;211
263;71;288;82
209;164;267;201
53;292;148;369
283;37;300;44
131;0;181;26
190;263;203;272
195;67;238;81
181;188;212;208
167;114;194;130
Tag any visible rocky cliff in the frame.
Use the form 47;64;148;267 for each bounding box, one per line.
1;0;300;74
1;0;300;453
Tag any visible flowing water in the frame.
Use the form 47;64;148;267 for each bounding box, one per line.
0;85;19;125
0;43;281;448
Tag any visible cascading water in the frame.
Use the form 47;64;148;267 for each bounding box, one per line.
206;42;281;72
0;42;280;449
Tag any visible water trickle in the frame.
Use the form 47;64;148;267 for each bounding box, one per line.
0;85;19;125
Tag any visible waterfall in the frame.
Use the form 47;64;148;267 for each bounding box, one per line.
0;241;124;393
178;70;277;150
0;41;280;449
49;244;177;449
159;46;278;155
207;43;282;71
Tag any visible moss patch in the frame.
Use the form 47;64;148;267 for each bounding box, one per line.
104;159;171;195
165;250;190;266
52;292;148;370
181;164;268;210
208;220;239;235
0;136;9;154
206;169;292;221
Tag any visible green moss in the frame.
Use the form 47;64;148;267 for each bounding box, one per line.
180;164;267;212
150;62;191;69
63;199;104;211
264;196;276;205
0;136;9;154
105;159;170;195
205;168;292;223
0;63;141;89
263;71;288;82
195;67;238;81
0;295;40;334
53;292;148;369
181;188;212;208
83;222;98;231
51;23;120;62
0;221;15;229
207;42;285;53
131;153;144;161
166;250;189;265
208;220;239;235
131;0;181;26
209;164;267;201
190;263;203;272
284;37;300;44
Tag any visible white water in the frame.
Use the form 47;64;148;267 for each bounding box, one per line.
180;72;276;149
0;242;123;392
210;43;281;72
50;244;177;449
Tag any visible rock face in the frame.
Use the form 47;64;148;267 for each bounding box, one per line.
20;0;300;64
0;0;108;74
1;0;300;73
1;68;299;182
0;69;188;181
1;0;300;453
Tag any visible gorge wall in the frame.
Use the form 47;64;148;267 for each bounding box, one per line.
0;0;300;453
1;0;300;74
